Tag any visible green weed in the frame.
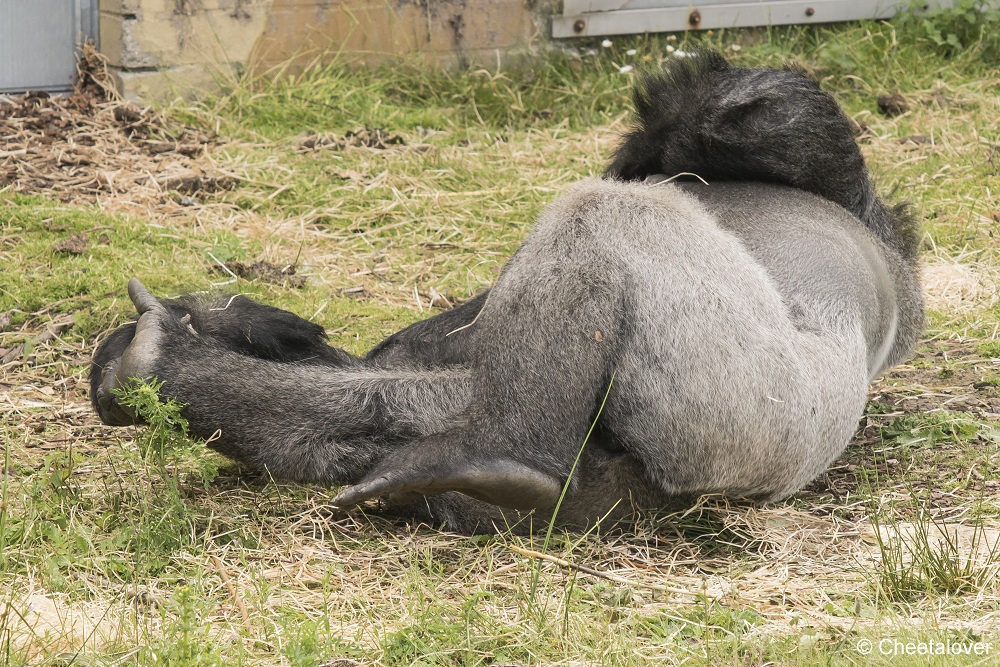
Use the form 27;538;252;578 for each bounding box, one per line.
199;53;635;141
977;340;1000;358
896;0;1000;62
881;411;985;448
978;374;1000;387
145;586;225;667
114;380;200;459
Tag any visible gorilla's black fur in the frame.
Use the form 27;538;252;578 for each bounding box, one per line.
91;53;923;534
605;52;920;261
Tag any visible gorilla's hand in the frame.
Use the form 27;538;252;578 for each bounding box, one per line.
91;279;191;426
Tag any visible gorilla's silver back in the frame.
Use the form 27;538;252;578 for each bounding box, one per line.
515;178;920;503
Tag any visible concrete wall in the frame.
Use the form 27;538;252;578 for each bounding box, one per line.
98;0;550;99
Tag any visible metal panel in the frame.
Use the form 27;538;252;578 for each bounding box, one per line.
0;0;100;94
564;0;738;17
554;0;951;38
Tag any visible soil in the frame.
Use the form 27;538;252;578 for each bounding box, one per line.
877;92;910;116
873;339;1000;417
0;71;221;205
51;233;90;255
297;127;405;151
209;260;307;288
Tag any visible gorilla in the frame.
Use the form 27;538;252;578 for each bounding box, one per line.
91;52;923;534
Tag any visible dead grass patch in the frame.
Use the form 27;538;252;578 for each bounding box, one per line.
923;253;1000;315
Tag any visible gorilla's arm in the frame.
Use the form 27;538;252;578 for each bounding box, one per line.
91;283;650;534
94;280;473;486
91;294;357;423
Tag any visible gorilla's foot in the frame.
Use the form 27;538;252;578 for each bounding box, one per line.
332;434;562;511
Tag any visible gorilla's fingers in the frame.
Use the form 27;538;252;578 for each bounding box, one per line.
95;357;140;426
92;283;196;426
108;278;178;393
127;278;163;316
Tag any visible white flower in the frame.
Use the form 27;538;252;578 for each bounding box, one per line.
601;39;613;48
666;45;675;53
730;44;742;51
674;49;689;58
626;48;637;56
619;65;634;73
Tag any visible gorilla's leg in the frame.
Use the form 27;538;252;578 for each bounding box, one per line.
334;211;629;511
93;281;473;484
398;445;666;534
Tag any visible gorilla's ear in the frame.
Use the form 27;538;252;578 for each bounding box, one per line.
333;435;563;511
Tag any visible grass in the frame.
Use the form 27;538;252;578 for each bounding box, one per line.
2;8;1000;666
868;495;1000;602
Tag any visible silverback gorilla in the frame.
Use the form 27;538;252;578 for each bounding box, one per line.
91;53;923;534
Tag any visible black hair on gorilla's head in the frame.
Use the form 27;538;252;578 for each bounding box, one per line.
604;51;920;263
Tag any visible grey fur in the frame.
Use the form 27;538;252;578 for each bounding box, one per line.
90;55;923;534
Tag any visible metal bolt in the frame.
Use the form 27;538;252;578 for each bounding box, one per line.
688;9;701;26
805;6;815;16
573;19;586;33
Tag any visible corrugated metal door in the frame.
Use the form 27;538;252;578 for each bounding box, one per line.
0;0;99;94
553;0;952;38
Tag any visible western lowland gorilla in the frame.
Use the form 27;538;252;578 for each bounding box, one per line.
91;52;923;534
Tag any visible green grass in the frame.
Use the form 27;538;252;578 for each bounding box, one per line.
3;7;1000;666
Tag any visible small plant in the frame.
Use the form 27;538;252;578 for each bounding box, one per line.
978;374;1000;388
114;380;202;457
868;501;1000;602
145;586;224;667
898;0;1000;62
113;379;219;492
636;597;765;650
881;411;983;448
280;614;325;667
976;340;1000;358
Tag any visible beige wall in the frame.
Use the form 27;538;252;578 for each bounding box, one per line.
98;0;550;99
